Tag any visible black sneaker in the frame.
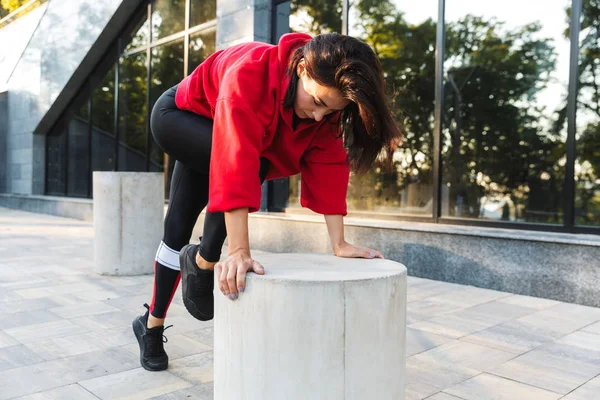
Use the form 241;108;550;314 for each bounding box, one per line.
180;243;214;321
132;304;171;371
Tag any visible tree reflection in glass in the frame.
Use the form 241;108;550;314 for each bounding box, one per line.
118;51;148;172
575;0;600;226
152;0;186;41
442;0;570;224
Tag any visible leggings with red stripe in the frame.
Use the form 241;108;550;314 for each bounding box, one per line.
148;85;269;319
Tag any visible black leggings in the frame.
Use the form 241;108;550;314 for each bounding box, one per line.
148;86;269;318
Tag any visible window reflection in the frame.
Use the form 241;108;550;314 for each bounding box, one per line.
46;131;67;196
188;28;216;72
191;0;216;27
91;65;116;173
289;0;342;34
67;115;90;197
118;52;148;172
575;0;600;226
125;18;149;53
441;0;569;224
152;0;186;41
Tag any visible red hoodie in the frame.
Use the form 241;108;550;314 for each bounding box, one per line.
175;33;350;215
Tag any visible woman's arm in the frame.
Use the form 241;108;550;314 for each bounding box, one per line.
225;208;251;256
216;208;265;300
324;214;345;255
324;214;384;259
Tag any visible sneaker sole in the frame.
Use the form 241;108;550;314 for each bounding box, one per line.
180;244;214;321
132;317;168;371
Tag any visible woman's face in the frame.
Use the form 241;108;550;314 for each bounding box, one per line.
294;60;350;122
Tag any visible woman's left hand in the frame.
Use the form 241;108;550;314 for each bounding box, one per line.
334;241;384;259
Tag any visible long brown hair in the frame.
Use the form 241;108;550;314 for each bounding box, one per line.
284;33;404;174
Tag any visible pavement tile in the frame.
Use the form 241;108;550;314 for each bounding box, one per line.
490;343;600;394
0;348;137;399
167;352;214;385
182;327;214;348
405;358;479;400
79;368;192;400
496;294;560;310
406;327;454;357
0;344;45;371
426;394;465;400
149;383;213;400
5;319;88;344
0;330;20;348
0;298;63;315
410;340;517;372
4;309;63;330
561;375;600;400
445;373;561;400
461;318;558;354
11;384;100;400
49;301;121;319
582;321;600;334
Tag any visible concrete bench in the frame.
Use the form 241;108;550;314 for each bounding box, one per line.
93;171;164;276
214;253;407;400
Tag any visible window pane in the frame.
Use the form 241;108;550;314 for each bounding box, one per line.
67;118;90;197
289;0;341;34
150;39;184;181
190;0;216;27
339;0;437;216
575;1;600;226
125;18;149;53
188;28;216;72
118;52;148;172
91;65;116;172
46;131;67;196
441;0;569;224
152;0;186;41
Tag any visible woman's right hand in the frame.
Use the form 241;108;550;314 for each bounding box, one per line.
216;250;265;300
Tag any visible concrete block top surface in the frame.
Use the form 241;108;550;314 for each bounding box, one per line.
251;253;407;282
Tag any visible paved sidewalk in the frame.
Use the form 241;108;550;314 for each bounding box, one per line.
1;207;599;400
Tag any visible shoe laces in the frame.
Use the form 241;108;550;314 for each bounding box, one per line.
145;324;172;357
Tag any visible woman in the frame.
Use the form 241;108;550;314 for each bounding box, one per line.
132;32;403;371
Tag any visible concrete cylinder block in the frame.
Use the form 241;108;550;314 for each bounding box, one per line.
93;171;164;276
214;253;407;400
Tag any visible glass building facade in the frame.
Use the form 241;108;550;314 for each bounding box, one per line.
45;0;599;235
45;0;216;199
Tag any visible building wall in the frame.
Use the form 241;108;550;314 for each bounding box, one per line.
5;0;125;195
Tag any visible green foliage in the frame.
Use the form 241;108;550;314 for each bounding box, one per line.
0;0;27;18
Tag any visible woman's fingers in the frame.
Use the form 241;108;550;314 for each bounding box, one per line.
218;262;228;295
227;264;238;299
217;256;264;301
250;260;265;275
